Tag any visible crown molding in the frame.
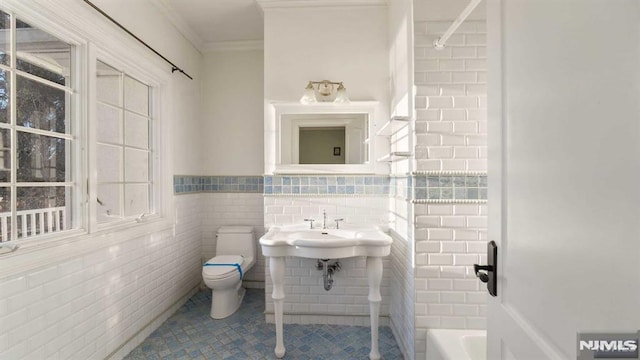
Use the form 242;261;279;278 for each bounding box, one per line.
202;40;264;52
149;0;204;52
257;0;388;9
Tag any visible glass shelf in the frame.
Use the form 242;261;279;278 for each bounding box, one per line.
377;151;412;162
376;115;409;136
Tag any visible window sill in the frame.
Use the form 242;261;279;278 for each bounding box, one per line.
0;217;175;280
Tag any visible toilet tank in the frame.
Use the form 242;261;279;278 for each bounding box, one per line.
216;226;255;258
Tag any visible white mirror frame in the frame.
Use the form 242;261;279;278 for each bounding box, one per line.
265;101;379;174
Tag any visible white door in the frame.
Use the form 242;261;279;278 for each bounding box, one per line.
487;0;640;359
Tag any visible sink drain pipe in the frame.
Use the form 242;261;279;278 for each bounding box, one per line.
316;259;341;291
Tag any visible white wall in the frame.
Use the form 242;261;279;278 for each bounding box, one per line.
388;1;416;358
201;50;264;175
148;45;267;308
263;6;389;104
389;0;414;119
198;50;265;287
414;0;486;22
0;0;204;358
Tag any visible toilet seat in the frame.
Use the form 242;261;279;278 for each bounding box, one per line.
203;255;245;280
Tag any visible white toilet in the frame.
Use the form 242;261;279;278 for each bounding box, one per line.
202;226;256;319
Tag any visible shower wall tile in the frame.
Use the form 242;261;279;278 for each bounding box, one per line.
390;231;415;360
413;174;487;201
413;18;488;360
414;18;488;174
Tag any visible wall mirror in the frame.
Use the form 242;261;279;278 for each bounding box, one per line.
267;102;378;174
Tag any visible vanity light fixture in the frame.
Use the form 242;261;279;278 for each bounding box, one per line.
300;80;350;104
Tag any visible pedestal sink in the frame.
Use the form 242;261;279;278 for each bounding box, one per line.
259;224;392;360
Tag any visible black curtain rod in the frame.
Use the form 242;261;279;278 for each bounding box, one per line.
82;0;193;80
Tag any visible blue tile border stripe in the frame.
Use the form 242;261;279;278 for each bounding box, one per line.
173;173;487;201
174;175;263;194
264;175;390;196
413;174;487;200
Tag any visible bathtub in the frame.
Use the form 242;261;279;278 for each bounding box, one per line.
426;329;486;360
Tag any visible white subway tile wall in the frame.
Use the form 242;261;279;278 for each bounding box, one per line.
201;193;265;287
414;20;488;173
387;70;414;356
263;196;392;326
413;19;488;360
0;195;202;360
390;231;415;360
264;196;391;227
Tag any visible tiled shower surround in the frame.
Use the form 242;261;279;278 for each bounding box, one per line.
413;173;487;201
411;18;488;360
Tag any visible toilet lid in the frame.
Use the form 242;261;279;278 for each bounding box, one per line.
202;255;244;278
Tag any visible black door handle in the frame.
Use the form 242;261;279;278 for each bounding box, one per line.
474;240;497;297
473;264;493;283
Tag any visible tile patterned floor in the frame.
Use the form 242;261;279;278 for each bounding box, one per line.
124;289;403;360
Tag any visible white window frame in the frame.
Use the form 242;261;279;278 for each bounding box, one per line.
86;41;171;237
0;0;174;252
89;49;161;232
0;7;86;245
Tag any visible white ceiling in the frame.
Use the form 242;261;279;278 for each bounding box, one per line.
153;0;264;51
152;0;392;52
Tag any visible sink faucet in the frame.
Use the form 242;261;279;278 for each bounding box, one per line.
304;218;315;229
322;209;327;229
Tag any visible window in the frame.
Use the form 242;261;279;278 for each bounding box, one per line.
0;6;164;245
0;10;77;241
95;61;154;224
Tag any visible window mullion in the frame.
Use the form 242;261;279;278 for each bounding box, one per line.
148;88;154;214
86;45;98;234
13;68;74;94
9;12;16;242
14;126;74;140
119;73;125;219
